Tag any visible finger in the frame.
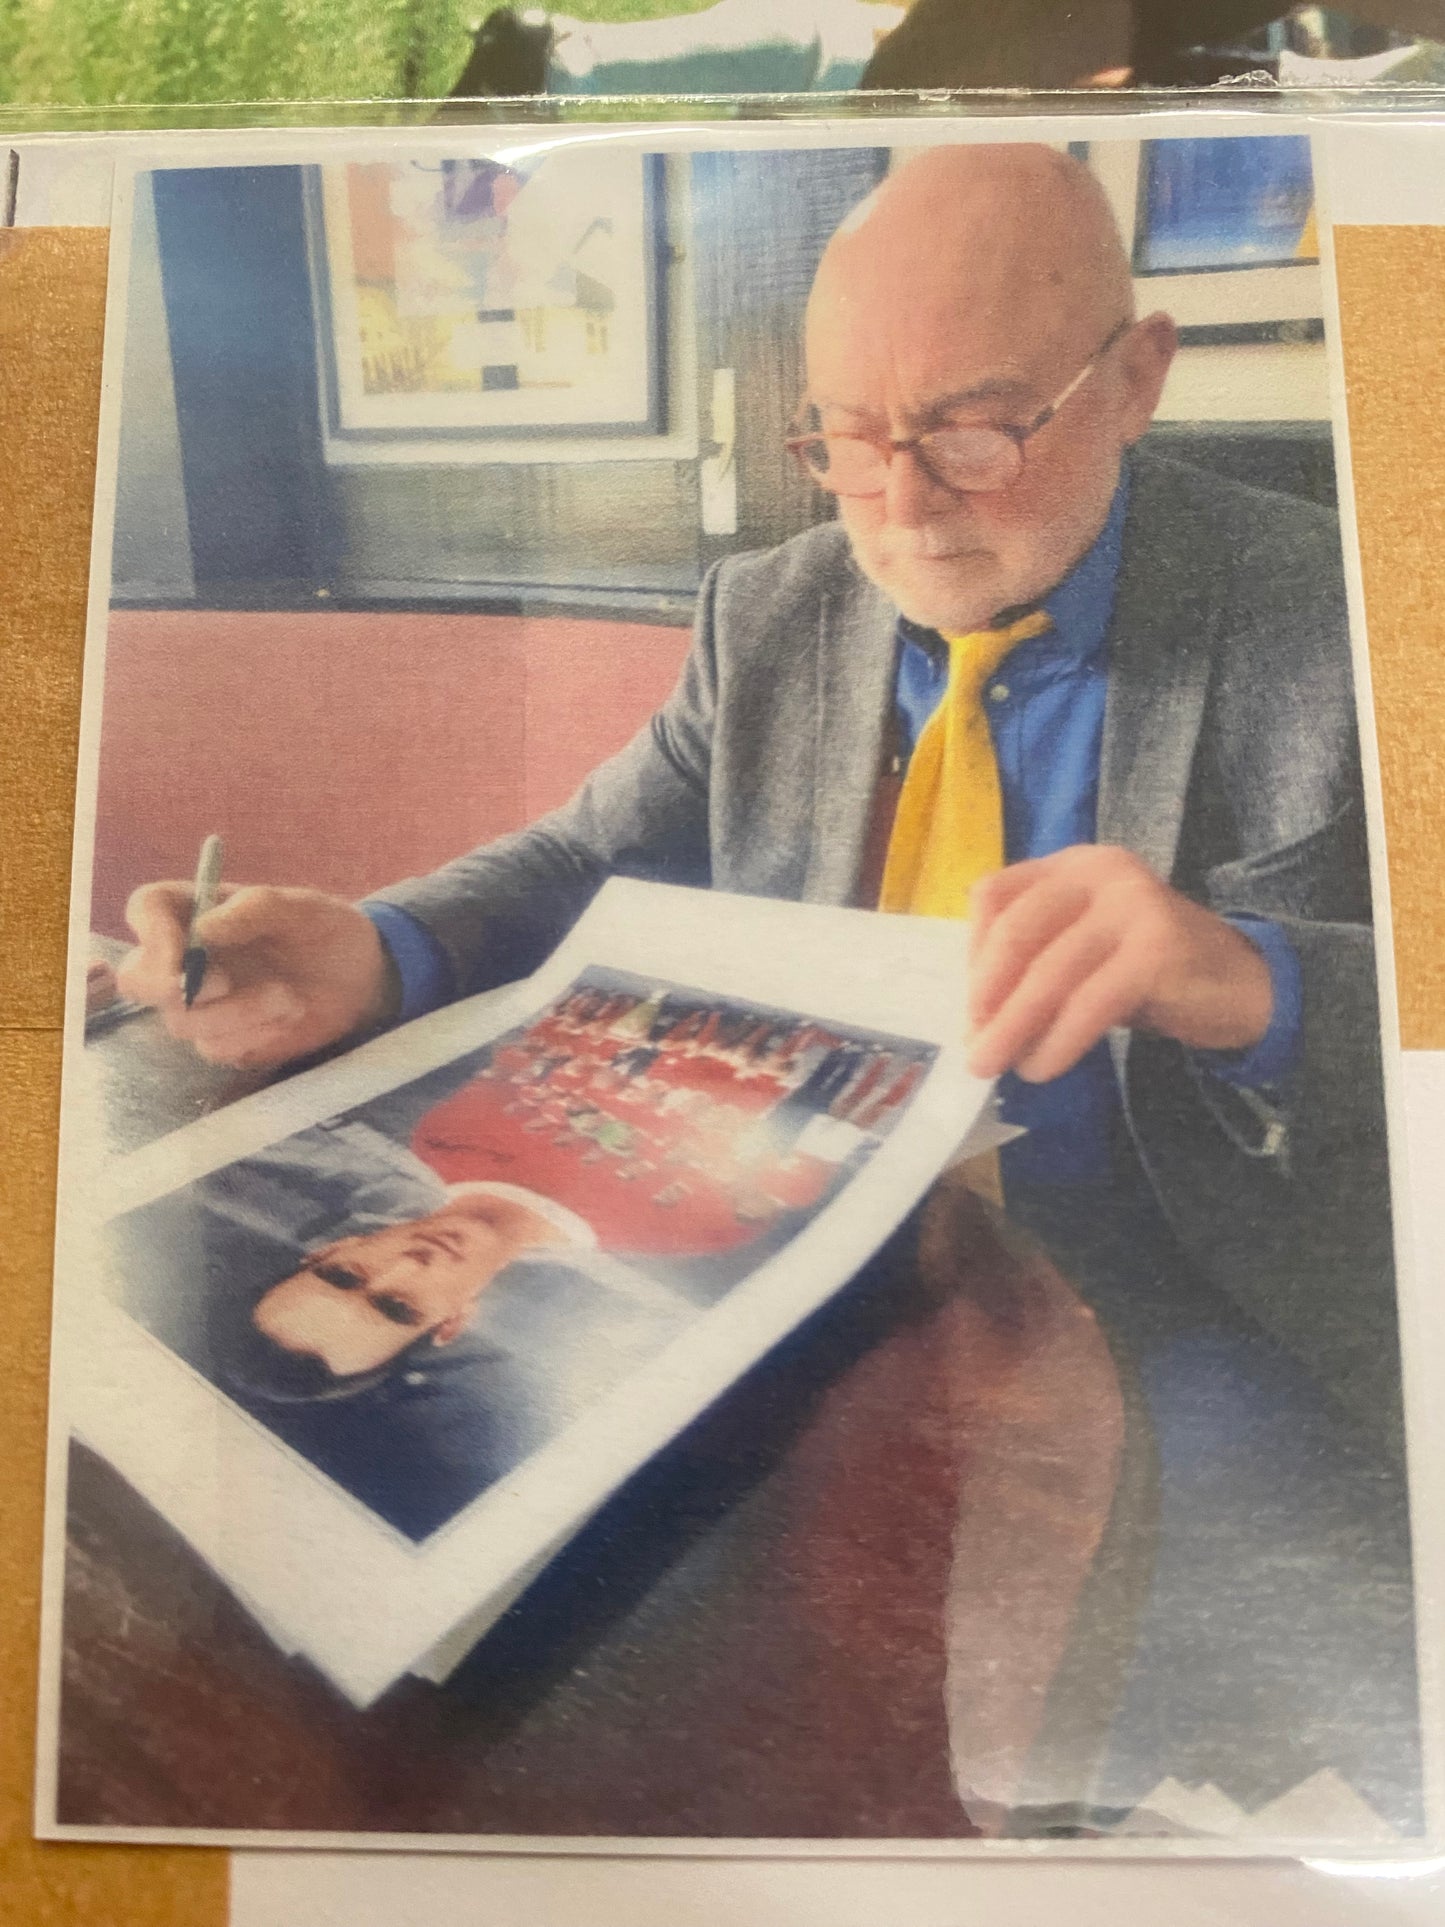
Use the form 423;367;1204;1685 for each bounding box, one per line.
191;884;312;951
1014;954;1143;1084
968;858;1053;938
163;981;307;1055
122;880;251;1003
181;980;305;1037
117;943;193;1011
86;958;119;1015
188;964;236;1007
187;1013;302;1070
968;876;1093;1031
192;1022;298;1071
968;917;1118;1078
120;882;195;1001
113;947;152;1008
125;880;193;952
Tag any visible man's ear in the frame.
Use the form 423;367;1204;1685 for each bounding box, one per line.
1117;310;1178;444
429;1312;471;1347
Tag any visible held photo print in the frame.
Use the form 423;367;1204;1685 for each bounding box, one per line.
36;116;1431;1852
104;928;947;1554
66;882;990;1710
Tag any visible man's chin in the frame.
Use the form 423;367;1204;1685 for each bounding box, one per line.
870;560;1009;636
893;589;1005;635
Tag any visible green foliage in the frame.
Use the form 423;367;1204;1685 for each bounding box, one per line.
0;0;718;107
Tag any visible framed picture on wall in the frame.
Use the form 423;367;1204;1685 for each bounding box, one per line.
311;150;667;442
1085;133;1323;346
1135;134;1318;273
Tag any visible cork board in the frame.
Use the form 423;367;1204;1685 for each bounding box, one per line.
3;217;1445;1918
1334;225;1445;1050
0;231;228;1927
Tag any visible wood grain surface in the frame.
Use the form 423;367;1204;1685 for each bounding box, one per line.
0;229;228;1927
1335;225;1445;1051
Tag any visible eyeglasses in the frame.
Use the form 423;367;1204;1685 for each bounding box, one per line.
785;318;1133;499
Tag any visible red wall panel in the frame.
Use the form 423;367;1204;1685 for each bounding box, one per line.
90;608;691;940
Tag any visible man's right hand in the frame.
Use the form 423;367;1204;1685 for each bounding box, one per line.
117;882;396;1070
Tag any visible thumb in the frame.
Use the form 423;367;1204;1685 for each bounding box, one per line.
190;884;297;953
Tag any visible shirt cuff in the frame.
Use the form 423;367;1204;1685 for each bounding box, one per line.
1195;916;1303;1092
360;902;455;1024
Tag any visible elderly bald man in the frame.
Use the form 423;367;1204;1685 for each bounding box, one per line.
120;145;1396;1457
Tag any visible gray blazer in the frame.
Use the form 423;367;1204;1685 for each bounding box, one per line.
374;453;1401;1450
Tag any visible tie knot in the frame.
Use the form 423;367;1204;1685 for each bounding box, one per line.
941;609;1051;694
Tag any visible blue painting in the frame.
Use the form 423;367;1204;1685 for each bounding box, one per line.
1136;136;1316;274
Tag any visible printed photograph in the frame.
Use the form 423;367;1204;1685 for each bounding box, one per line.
47;121;1425;1848
106;970;934;1542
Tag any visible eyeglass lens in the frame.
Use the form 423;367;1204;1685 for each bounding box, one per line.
796;423;1024;497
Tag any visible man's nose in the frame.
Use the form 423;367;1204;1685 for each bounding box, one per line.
882;443;957;526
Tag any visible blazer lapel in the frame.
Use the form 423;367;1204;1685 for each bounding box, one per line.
799;460;1217;911
1097;458;1214;882
803;562;899;904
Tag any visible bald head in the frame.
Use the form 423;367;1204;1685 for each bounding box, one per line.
810;144;1133;375
802;144;1175;632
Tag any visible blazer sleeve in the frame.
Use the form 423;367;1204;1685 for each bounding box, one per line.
1193;804;1382;1159
1123;815;1402;1456
1187;505;1383;1177
1123;935;1402;1461
1120;492;1402;1452
364;567;723;996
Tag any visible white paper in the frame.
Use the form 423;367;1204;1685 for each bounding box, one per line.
50;880;991;1712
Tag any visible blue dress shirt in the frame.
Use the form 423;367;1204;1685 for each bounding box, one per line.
366;473;1302;1186
364;899;455;1025
895;475;1302;1183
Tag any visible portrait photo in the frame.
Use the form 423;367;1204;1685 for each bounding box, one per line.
105;966;937;1544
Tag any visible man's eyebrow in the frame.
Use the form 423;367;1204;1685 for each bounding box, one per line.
921;377;1035;418
809;376;1036;425
370;1293;424;1328
309;1259;364;1289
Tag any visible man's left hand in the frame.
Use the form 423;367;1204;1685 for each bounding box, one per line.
967;845;1274;1083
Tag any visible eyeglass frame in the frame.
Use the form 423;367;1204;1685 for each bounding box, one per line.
784;316;1135;499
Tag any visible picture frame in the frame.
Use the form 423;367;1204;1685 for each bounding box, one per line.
310;149;669;447
1085;135;1324;347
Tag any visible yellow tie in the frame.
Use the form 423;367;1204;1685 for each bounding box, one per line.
879;609;1050;1207
879;610;1051;920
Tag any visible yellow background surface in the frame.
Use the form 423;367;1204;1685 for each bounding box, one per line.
0;220;1440;1924
0;231;228;1927
1335;225;1445;1048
